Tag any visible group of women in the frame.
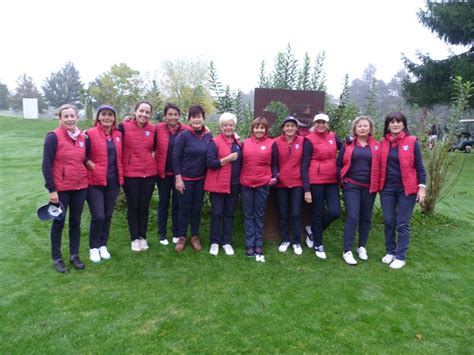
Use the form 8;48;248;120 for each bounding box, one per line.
42;101;425;273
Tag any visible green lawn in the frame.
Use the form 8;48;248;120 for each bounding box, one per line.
1;116;473;353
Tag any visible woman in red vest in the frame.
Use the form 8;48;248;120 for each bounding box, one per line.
240;117;277;260
379;112;426;269
302;113;342;260
204;112;242;256
42;104;88;273
337;116;380;265
85;105;123;263
274;116;311;256
154;103;187;246
119;101;157;252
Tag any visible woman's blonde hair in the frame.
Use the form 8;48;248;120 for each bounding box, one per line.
350;115;374;137
57;104;78;118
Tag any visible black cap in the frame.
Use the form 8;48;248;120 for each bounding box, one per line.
37;201;65;221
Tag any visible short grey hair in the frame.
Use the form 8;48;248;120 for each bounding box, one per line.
219;112;237;128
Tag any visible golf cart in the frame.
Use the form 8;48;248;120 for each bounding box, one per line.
453;119;474;153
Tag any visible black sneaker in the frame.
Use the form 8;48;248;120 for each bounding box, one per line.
53;259;69;273
246;247;255;257
69;255;85;270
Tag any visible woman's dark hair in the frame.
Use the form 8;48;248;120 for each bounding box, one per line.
134;100;153;112
188;105;205;119
164;103;180;116
251;117;269;135
383;112;410;136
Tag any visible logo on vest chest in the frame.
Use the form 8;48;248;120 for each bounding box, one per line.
260;146;267;150
79;141;84;148
295;144;300;149
145;131;151;137
329;139;334;145
402;145;409;151
115;137;120;142
374;145;379;150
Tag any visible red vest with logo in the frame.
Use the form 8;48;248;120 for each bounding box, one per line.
122;120;157;178
154;122;188;178
340;136;381;193
306;131;338;184
52;127;88;191
86;125;124;186
204;133;241;193
380;134;419;195
240;135;274;188
275;134;305;188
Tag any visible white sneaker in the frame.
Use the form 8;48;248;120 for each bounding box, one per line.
139;238;149;251
172;237;179;244
99;246;111;260
292;244;303;256
89;248;101;263
381;254;395;264
315;245;327;259
343;251;357;265
278;241;290;252
209;243;219;256
131;239;141;252
389;259;406;269
357;246;368;261
256;254;265;262
222;244;234;256
159;238;169;246
305;225;314;249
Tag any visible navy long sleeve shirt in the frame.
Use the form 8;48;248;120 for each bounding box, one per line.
173;129;212;179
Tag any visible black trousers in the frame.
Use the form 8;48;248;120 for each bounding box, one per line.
87;185;120;249
50;189;87;261
123;176;156;240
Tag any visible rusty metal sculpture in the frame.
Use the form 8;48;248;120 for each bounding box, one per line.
252;88;325;240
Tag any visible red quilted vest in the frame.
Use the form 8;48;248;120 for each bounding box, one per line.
154;122;188;178
52;126;88;191
306;130;338;184
86;125;124;186
122;120;157;178
274;134;305;188
340;136;380;193
204;133;241;193
380;134;419;195
240;135;274;188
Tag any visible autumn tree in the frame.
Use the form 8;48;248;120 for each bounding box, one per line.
0;82;10;110
88;63;144;118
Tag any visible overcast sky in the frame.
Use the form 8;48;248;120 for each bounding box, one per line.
0;0;467;97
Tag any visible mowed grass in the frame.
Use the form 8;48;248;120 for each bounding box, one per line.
0;116;473;353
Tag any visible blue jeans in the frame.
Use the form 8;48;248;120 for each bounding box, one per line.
157;175;179;240
241;185;270;248
342;182;376;252
276;187;303;244
209;185;240;245
50;189;87;261
380;184;417;260
87;185;120;249
310;183;341;247
177;179;205;237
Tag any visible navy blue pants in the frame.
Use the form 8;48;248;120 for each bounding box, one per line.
276;187;303;244
177;179;205;237
380;184;417;260
87;184;120;249
50;189;87;261
342;182;376;252
209;185;240;245
123;176;156;241
157;175;179;240
241;185;270;248
310;183;341;247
